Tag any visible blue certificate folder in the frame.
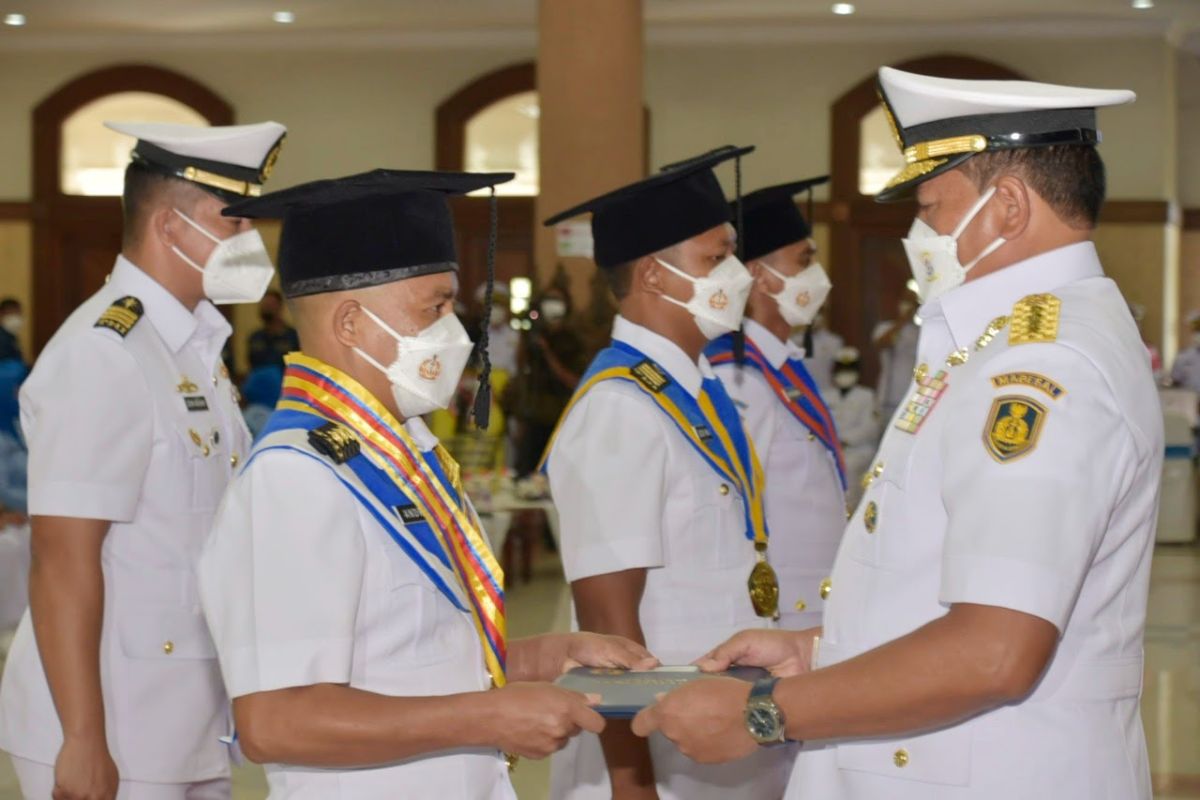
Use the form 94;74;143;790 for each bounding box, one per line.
555;665;769;719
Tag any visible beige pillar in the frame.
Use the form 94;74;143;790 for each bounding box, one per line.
536;0;644;308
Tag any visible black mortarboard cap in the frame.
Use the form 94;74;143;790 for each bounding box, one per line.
732;176;829;262
543;145;755;268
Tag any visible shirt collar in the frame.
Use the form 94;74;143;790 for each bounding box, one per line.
743;318;804;368
612;315;711;398
925;241;1104;350
110;256;231;354
404;415;439;453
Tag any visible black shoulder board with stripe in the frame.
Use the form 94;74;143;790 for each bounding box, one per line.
94;296;144;338
631;359;671;393
308;422;361;464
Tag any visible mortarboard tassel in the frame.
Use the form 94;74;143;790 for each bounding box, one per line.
472;187;498;430
732;150;746;365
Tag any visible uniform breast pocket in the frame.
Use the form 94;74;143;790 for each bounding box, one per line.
172;421;227;513
382;543;472;668
836;725;972;787
674;473;748;569
116;601;217;660
845;431;916;567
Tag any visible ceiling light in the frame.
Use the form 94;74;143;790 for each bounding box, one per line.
832;3;855;15
272;10;295;24
1131;0;1153;7
4;13;25;26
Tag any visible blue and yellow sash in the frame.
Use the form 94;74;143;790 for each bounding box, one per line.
539;340;769;549
707;333;847;490
248;354;508;687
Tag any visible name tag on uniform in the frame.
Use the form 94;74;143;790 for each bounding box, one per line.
783;387;803;400
183;395;209;412
693;424;714;443
396;505;425;525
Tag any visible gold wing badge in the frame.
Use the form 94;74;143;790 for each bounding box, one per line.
984;396;1047;463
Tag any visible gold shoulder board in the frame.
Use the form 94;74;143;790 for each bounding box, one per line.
1008;293;1061;345
631;359;671;393
94;296;144;338
308;422;361;464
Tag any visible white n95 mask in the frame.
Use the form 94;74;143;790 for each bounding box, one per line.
761;261;832;327
901;186;1006;306
172;209;275;305
354;307;475;418
655;254;754;340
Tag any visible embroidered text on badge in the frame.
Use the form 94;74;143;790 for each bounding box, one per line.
990;372;1065;400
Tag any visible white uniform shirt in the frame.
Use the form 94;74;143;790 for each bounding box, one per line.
199;415;514;800
547;316;790;800
788;243;1161;799
874;319;920;415
825;384;881;508
0;256;246;783
800;328;844;392
713;320;845;630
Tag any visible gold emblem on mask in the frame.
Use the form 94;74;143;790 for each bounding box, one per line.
418;355;443;381
796;290;811;307
709;289;729;311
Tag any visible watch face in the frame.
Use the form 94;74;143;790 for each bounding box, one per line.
746;703;782;742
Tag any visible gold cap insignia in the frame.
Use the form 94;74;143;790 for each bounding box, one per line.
259;134;286;182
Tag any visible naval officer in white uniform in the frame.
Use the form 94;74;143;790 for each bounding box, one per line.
541;147;792;800
635;67;1161;800
197;169;655;800
705;177;846;631
0;121;287;800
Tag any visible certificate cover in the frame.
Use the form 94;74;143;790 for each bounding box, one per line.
555;665;769;719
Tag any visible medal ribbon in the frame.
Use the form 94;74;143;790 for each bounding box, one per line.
539;342;769;549
277;353;507;687
707;334;847;489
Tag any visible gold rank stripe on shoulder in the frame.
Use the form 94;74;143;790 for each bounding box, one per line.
990;372;1066;401
631;359;671;393
1008;294;1061;345
94;296;144;338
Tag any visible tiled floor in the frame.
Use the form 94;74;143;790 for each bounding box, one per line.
2;544;1198;799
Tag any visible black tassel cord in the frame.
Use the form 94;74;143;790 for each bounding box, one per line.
472;187;497;430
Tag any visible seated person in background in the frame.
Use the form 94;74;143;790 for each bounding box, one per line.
199;169;655;800
248;288;300;369
824;347;880;509
0;298;27;367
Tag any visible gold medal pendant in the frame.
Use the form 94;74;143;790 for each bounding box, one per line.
748;543;780;620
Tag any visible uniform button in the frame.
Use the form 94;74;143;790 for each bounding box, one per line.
718;483;730;496
864;501;878;533
872;461;885;479
819;578;832;600
894;748;909;768
913;363;929;383
794;599;807;612
201;444;211;457
230;453;240;468
212;376;219;387
808;432;816;442
162;641;174;655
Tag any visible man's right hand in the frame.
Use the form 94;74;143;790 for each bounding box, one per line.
53;735;118;800
694;626;822;678
481;682;606;759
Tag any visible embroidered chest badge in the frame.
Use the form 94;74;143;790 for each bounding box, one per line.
894;368;949;434
984;396;1047;462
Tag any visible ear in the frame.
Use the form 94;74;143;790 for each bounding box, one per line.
633;255;664;296
331;299;363;349
150;205;179;249
991;174;1031;241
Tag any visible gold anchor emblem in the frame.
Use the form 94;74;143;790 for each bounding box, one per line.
708;289;729;311
176;376;199;394
418;356;442;381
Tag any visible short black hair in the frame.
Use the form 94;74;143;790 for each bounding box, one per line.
603;260;636;301
959;145;1106;228
121;162;204;248
0;298;19;314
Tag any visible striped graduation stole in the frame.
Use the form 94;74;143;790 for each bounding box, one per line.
707;333;847;490
274;353;507;687
539;340;769;549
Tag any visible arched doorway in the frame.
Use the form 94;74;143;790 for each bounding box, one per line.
827;55;1026;384
32;64;233;352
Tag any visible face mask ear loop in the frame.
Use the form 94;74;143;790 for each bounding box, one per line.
962;236;1007;273
358;304;405;342
353;344;391;376
951;186;998;240
172;208;222;244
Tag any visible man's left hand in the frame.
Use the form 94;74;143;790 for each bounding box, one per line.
630;677;757;764
563;633;658;673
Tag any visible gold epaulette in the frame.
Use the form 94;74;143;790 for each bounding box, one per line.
308;422;361;464
94;296;144;338
631;359;671;393
1008;293;1061;345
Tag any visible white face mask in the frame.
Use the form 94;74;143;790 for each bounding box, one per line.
655;254;753;340
901;186;1006;305
833;371;858;389
172;209;275;305
1;315;22;336
760;261;832;327
540;298;567;322
354;307;475;418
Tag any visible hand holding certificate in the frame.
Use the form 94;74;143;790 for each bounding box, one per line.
555;665;768;719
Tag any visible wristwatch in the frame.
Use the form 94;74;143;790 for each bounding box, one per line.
744;677;788;746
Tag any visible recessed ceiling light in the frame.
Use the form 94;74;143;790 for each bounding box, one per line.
3;13;26;26
832;3;856;15
272;10;295;24
1131;0;1153;8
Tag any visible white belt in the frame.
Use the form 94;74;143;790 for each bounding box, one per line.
816;639;1143;702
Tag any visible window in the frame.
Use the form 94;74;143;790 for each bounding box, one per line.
858;104;907;196
60;92;207;196
464;90;538;196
